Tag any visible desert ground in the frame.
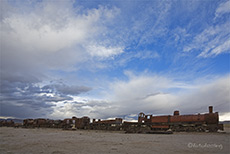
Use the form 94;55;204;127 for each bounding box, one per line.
0;127;229;154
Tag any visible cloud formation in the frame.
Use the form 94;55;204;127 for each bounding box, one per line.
0;79;91;118
184;22;230;57
0;0;123;79
182;0;230;58
47;73;230;121
215;0;230;18
0;0;229;121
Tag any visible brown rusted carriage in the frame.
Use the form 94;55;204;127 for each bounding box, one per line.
135;106;223;132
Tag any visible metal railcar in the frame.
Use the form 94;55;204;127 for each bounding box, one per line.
134;106;223;132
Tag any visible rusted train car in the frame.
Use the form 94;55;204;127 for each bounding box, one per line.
63;116;90;129
23;119;64;128
124;106;223;132
91;118;123;130
23;116;90;129
0;120;15;127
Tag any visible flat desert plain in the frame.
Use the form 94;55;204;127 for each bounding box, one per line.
0;127;229;154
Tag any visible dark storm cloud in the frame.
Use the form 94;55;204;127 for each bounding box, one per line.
0;71;41;84
42;84;92;96
0;103;52;118
0;81;50;118
55;85;92;95
0;78;91;118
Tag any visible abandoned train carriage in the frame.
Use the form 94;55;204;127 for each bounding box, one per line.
63;116;90;129
133;106;223;132
23;118;64;128
91;118;123;130
0;120;15;127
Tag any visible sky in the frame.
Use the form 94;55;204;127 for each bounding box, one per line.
0;0;230;121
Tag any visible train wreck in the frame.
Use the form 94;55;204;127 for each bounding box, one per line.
0;106;224;133
124;106;223;133
0;120;15;127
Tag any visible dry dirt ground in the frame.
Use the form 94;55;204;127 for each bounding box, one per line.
0;127;229;154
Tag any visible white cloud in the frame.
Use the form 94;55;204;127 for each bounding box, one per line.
33;80;230;120
0;1;123;77
183;1;230;58
133;2;172;46
49;72;229;120
50;102;81;119
175;75;230;114
115;50;160;67
183;22;230;57
109;73;172;102
208;39;230;57
219;112;230;121
86;45;124;58
2;14;91;53
215;0;230;18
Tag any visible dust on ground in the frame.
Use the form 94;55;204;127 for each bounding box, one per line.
0;127;229;154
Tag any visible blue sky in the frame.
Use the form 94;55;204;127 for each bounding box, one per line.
0;0;230;121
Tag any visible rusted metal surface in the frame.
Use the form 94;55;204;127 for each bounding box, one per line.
204;113;219;124
170;114;205;123
75;116;90;129
151;116;169;123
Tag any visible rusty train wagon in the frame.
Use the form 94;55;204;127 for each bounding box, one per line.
63;116;90;129
23;119;34;128
91;118;123;130
138;106;223;132
0;120;15;127
23;118;64;128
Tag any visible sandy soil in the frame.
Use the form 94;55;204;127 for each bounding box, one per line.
0;127;229;154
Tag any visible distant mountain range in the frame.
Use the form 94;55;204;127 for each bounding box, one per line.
220;121;230;124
